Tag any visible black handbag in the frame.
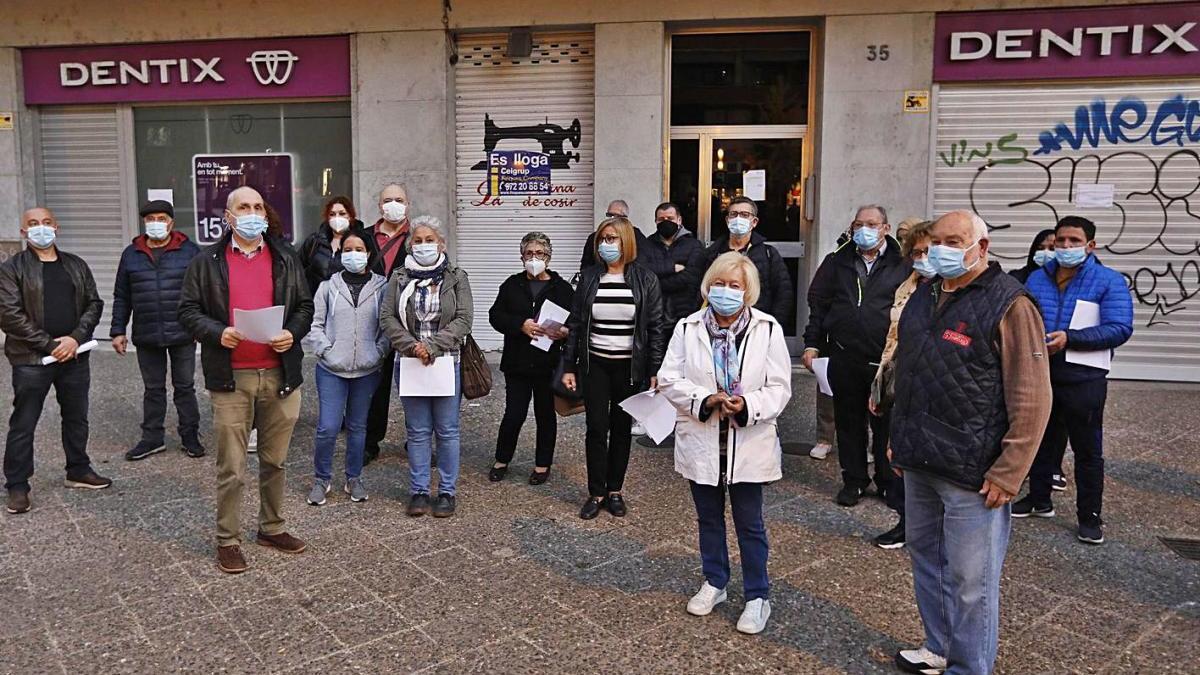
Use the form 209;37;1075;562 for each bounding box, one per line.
551;358;584;416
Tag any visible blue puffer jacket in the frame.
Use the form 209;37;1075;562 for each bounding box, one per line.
1025;254;1134;384
111;231;201;347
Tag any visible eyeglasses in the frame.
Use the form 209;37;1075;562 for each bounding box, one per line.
727;210;754;219
599;235;621;245
522;251;550;261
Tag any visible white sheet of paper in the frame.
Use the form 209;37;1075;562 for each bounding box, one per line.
1074;183;1114;209
233;305;285;344
813;357;833;396
531;299;571;352
41;339;98;365
396;355;456;397
1065;300;1111;371
619;389;676;444
146;188;174;205
743;170;767;201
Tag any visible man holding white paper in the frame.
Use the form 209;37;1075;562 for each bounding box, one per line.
0;207;111;515
1016;216;1134;546
179;187;314;574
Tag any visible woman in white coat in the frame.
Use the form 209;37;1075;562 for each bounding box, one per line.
658;251;792;636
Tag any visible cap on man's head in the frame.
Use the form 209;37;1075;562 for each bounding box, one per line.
139;200;174;219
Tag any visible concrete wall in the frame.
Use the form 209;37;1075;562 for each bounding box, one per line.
0;48;37;242
351;30;453;240
813;13;935;257
593;22;666;233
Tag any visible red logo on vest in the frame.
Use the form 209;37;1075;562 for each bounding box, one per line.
942;321;972;347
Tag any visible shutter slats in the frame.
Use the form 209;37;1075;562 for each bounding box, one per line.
934;82;1200;382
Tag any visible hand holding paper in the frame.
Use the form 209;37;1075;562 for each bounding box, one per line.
233;305;286;344
42;339;98;365
813;357;833;396
396;355;456;396
531;300;570;352
1065;300;1111;371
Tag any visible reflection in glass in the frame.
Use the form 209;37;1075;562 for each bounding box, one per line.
708;138;803;244
671;32;812;126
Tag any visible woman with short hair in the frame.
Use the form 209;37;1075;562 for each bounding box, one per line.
658;251;792;636
380;215;473;518
561;217;667;520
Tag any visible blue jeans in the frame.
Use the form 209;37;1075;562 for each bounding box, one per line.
689;480;769;601
401;363;462;496
905;470;1011;675
313;364;381;481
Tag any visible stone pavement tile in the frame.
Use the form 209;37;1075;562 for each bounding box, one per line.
144;614;265;672
342;628;443;673
45;606;141;654
516;607;615;657
0;628;63;674
227;596;344;671
582;591;681;636
1009;626;1123;673
125;587;220;631
616;619;783;673
322;599;416;648
60;635;164;675
410;545;489;585
994;646;1059;674
422;636;556;675
290;575;381;615
192;564;288;608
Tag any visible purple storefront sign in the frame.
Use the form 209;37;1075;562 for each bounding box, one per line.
194;154;294;244
934;2;1200;82
22;35;349;105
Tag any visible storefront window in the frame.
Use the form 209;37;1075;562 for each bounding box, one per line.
134;101;352;244
671;32;811;126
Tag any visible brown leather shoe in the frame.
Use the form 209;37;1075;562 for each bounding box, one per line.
6;488;31;514
216;545;247;574
255;531;306;554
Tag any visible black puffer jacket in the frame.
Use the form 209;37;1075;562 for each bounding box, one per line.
561;262;667;388
178;231;313;396
803;237;911;365
489;270;575;375
110;231;200;347
299;219;373;295
684;232;795;324
0;248;104;366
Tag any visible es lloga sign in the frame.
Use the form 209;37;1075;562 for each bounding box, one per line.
935;3;1200;82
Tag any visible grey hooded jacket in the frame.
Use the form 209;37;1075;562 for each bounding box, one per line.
309;272;391;378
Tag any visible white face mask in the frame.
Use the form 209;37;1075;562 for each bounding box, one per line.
329;215;350;233
381;201;407;223
524;258;547;277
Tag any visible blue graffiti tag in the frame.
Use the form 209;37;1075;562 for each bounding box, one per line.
1035;95;1200;156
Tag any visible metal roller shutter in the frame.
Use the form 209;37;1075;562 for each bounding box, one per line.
38;107;129;336
454;31;594;348
933;81;1200;382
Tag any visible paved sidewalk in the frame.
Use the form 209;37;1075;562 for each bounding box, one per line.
0;352;1197;673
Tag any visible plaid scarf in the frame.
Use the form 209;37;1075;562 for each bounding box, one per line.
703;307;750;396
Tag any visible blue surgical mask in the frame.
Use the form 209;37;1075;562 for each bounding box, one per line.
929;242;979;279
341;250;369;274
412;242;440;266
598;241;621;264
912;257;937;279
707;286;745;316
1033;250;1055;267
728;216;752;236
1056;246;1088;268
145;221;170;241
853;226;881;250
233;214;268;240
26;225;57;249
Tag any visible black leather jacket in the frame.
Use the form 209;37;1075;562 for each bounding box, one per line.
0;248;104;366
561;262;667;387
178;231;314;396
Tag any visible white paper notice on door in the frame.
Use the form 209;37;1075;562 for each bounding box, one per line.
1064;300;1111;371
396;355;456;397
743;170;767;201
1074;184;1114;209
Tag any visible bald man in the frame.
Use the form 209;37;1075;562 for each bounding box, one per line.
179;186;314;574
1;208;110;515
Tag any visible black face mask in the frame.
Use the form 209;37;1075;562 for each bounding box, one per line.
656;219;680;239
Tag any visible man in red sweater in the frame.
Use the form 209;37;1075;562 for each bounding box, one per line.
179;186;314;575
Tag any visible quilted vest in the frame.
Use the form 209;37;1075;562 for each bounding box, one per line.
890;263;1027;490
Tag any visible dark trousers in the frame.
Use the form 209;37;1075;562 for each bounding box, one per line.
690;480;769;601
581;356;636;497
4;356;93;491
829;355;903;513
136;343;200;445
495;371;557;468
1029;378;1107;522
365;350;396;458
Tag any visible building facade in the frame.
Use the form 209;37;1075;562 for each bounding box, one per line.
0;0;1193;380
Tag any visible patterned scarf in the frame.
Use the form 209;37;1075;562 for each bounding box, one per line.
703;307;750;396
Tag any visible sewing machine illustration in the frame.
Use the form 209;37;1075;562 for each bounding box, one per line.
471;114;582;170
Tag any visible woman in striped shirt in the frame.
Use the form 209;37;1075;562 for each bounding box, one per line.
561;217;667;520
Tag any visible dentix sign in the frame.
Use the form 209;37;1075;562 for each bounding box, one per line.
934;2;1200;82
22;35;349;105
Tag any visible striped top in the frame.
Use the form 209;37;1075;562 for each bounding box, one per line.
589;273;636;360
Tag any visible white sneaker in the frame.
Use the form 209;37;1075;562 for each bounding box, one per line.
809;443;832;460
736;598;771;634
686;582;727;616
247;429;258;453
632;422;646;436
895;646;947;674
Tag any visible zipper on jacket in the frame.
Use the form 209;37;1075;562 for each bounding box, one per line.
726;322;755;483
